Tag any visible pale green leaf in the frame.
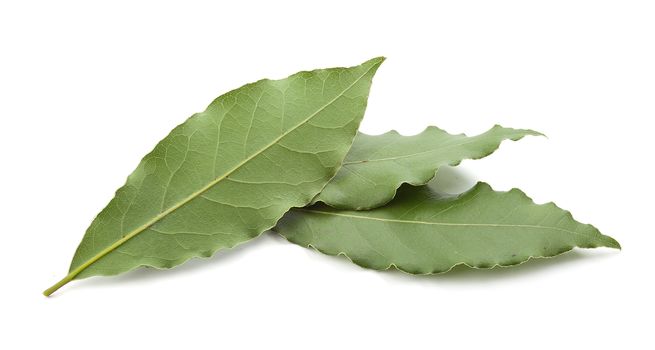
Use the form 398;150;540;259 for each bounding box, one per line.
277;183;620;274
44;57;384;295
315;125;542;210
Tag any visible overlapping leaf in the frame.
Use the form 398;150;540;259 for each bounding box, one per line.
277;183;620;274
45;57;620;296
44;57;384;295
315;125;542;209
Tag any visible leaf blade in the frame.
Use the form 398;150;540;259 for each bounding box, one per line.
45;57;384;295
315;125;543;209
276;183;619;274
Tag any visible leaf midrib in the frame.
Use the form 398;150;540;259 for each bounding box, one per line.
46;63;378;294
297;208;590;238
342;137;482;164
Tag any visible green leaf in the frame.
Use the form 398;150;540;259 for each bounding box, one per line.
315;125;542;210
276;183;620;274
44;57;384;296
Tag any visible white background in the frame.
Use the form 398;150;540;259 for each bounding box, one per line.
1;1;653;349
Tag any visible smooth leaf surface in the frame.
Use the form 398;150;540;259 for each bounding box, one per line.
44;57;384;295
277;183;620;274
315;125;542;209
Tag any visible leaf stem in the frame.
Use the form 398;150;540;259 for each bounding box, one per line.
43;220;155;296
43;274;75;296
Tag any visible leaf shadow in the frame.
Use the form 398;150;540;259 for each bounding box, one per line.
429;165;478;194
376;249;619;286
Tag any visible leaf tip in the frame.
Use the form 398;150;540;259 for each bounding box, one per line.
491;124;546;139
529;129;548;138
605;236;622;250
363;56;386;69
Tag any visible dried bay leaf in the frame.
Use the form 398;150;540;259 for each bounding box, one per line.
316;125;542;209
44;57;384;295
277;183;619;274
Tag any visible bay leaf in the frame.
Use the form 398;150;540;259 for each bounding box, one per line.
315;125;542;210
44;57;384;295
277;183;620;274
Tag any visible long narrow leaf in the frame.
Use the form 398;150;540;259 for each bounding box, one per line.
44;57;384;295
277;183;619;274
315;125;542;209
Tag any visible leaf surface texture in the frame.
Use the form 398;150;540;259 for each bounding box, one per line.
277;183;620;274
315;125;542;209
46;58;384;294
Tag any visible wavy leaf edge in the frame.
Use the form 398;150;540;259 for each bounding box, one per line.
315;125;545;210
279;182;620;275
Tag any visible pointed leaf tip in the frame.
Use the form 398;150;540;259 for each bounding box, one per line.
363;56;386;68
